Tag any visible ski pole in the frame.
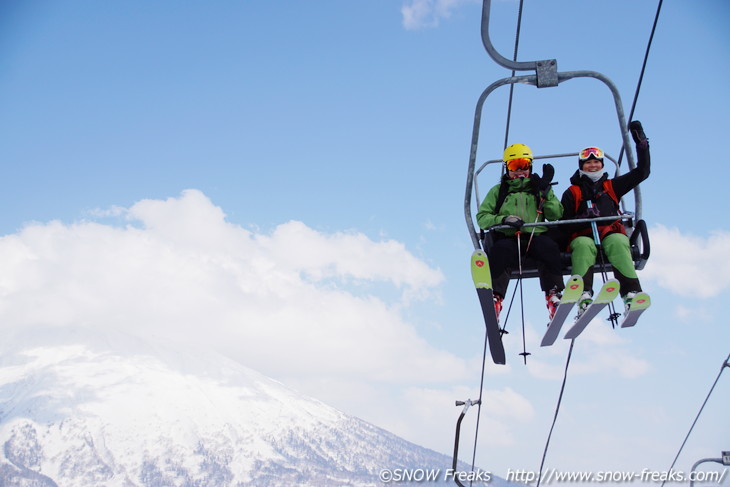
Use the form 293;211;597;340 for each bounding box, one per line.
587;201;620;326
525;183;556;253
587;201;601;247
524;201;543;253
515;231;530;364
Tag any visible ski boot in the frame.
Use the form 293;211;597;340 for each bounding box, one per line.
493;295;504;322
576;291;594;318
623;292;638;315
545;289;562;321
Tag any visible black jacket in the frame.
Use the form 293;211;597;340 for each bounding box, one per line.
560;142;651;236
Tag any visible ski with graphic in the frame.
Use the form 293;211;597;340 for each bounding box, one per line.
540;275;584;347
471;250;505;365
563;279;621;340
620;292;651;328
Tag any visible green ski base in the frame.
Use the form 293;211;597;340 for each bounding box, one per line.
470;250;505;365
563;279;620;340
541;275;583;347
620;292;651;328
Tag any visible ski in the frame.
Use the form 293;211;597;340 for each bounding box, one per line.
471;250;505;365
563;279;620;340
540;275;584;347
620;292;651;328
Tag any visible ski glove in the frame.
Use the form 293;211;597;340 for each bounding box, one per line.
531;163;555;194
629;120;648;149
502;215;524;229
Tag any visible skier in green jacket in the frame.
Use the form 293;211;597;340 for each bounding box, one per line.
476;143;565;322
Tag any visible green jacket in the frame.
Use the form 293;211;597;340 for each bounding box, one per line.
476;177;563;237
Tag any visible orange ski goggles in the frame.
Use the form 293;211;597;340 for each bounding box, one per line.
579;147;604;161
505;157;532;172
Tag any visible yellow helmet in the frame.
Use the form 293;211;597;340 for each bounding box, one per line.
503;143;533;162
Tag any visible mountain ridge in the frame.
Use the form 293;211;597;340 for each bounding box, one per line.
0;329;514;487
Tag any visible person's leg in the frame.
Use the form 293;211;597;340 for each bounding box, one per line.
526;234;565;294
603;233;642;295
602;232;642;312
488;237;518;298
570;236;597;294
527;234;565;320
570;236;598;315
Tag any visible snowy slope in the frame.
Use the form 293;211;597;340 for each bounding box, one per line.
0;329;516;487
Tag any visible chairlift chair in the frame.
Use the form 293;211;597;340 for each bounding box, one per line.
464;0;651;280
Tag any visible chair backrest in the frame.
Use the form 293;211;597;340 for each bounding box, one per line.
480;216;650;278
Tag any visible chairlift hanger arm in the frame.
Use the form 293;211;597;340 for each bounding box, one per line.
477;0;638;174
479;0;558;87
477;0;640;173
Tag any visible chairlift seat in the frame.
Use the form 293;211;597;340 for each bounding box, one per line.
479;218;650;280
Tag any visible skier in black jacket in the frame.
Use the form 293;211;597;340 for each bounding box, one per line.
560;121;650;316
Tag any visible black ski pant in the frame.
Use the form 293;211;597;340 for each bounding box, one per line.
488;233;565;298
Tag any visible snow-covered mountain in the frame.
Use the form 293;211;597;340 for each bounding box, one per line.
0;329;513;487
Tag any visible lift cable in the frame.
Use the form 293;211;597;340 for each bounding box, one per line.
467;329;491;483
617;0;664;168
659;351;730;487
502;0;525;151
535;341;576;487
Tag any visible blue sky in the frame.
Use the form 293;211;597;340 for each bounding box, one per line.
1;0;729;484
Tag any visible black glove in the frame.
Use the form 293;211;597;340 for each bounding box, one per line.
540;163;554;190
502;215;524;229
629;120;648;149
531;163;554;195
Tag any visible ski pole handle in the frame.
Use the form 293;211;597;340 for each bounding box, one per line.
587;201;601;247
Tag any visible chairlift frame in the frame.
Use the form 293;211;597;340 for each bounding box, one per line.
464;0;650;278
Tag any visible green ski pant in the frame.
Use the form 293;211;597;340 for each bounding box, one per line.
570;233;640;296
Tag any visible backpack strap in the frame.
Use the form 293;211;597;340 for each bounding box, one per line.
493;180;509;215
569;179;620;214
569;185;582;214
602;179;620;206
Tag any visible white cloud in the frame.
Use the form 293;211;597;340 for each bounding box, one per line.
641;224;730;298
571;347;650;379
401;0;475;30
526;320;649;380
2;189;673;460
674;304;712;322
0;190;459;390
